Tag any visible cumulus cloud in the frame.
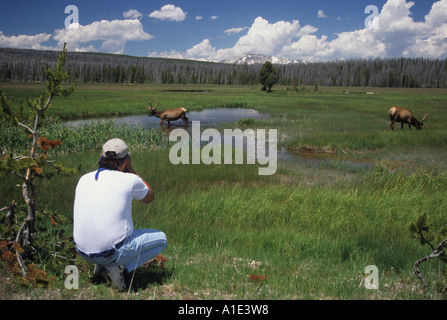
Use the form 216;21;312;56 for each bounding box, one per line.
165;17;310;61
151;17;303;61
1;17;153;55
295;0;447;60
54;19;153;54
171;0;447;62
317;10;327;19
219;17;301;59
149;4;187;22
186;39;217;60
123;9;142;19
0;31;53;50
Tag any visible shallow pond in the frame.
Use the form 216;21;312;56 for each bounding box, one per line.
64;108;268;129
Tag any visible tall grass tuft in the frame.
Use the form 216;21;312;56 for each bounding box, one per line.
0;120;169;156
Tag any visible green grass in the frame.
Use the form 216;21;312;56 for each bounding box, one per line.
1;83;447;300
3;149;445;299
0;120;168;156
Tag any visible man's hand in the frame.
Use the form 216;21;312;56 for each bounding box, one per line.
125;156;137;174
124;156;154;204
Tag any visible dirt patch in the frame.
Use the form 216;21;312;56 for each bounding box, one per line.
288;145;335;154
161;89;209;93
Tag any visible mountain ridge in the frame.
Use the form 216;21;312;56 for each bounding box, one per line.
222;53;306;65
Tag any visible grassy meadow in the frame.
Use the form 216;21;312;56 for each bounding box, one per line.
1;83;447;300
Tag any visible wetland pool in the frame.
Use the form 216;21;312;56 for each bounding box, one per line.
64;108;268;129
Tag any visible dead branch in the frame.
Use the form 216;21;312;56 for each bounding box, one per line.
16;250;27;277
3;200;16;226
413;239;447;290
17;122;34;135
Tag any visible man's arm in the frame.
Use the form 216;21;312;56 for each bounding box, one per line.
125;156;155;204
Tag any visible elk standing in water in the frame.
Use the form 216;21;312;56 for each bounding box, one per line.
389;107;429;131
146;100;189;126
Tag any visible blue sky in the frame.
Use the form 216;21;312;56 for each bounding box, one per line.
0;0;446;61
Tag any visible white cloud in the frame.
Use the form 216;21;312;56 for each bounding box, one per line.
405;24;447;57
297;25;319;36
149;5;187;22
219;17;301;59
317;10;327;18
150;39;218;61
0;31;53;50
166;17;303;62
123;9;142;19
363;0;447;58
281;0;447;61
149;50;185;59
424;0;447;27
163;0;447;62
54;19;153;54
224;27;248;35
196;16;203;20
211;16;219;20
185;39;217;60
402;0;447;57
281;35;335;61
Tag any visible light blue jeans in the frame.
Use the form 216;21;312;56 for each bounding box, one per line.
78;229;167;272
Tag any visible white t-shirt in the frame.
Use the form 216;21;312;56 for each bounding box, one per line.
73;169;149;254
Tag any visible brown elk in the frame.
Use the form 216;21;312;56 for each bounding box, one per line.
389;107;429;131
146;100;189;126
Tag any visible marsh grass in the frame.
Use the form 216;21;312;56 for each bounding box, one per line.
1;84;447;300
3;147;442;300
0;120;168;156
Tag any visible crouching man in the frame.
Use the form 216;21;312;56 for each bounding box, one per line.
73;138;167;291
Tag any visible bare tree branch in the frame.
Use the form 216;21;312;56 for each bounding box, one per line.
413;239;447;290
17;122;34;135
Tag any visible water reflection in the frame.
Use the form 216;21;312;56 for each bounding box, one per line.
64;108;269;130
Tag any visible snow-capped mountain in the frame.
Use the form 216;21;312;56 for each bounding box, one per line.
222;54;304;65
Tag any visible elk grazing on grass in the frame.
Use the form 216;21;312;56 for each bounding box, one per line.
389;107;429;131
146;100;189;126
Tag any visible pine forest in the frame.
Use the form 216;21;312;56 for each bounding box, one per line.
1;47;446;88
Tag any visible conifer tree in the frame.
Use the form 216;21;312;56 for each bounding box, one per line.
0;44;76;277
258;61;278;92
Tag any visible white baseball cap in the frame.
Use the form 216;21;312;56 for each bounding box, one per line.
102;138;130;159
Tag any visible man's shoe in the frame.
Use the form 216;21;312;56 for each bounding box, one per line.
104;265;127;292
92;265;107;283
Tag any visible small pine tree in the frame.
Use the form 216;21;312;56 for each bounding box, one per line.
0;44;76;278
409;213;447;291
258;61;278;93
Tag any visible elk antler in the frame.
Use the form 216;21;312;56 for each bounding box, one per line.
148;100;158;109
146;100;158;111
421;113;430;124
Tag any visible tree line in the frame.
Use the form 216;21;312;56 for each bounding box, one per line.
1;48;446;88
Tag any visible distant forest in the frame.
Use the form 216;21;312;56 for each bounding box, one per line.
1;48;446;88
